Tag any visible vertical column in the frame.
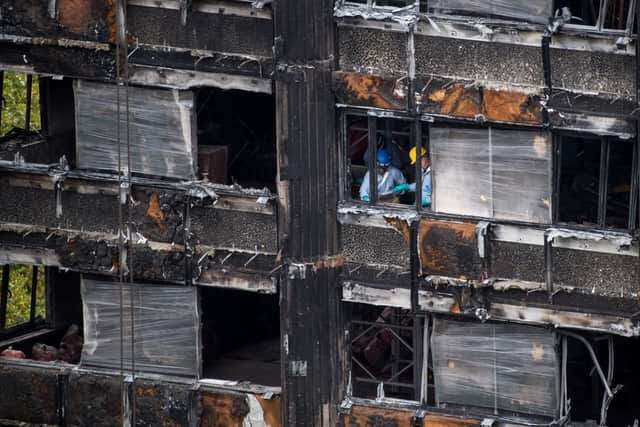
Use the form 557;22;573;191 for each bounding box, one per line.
273;1;343;425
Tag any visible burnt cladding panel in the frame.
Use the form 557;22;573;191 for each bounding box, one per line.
0;0;113;41
127;6;273;57
550;49;635;96
490;241;545;283
191;207;277;253
341;223;410;268
66;372;122;427
338;27;408;75
0;364;59;425
552;248;640;297
134;380;191;426
0;184;119;233
415;35;544;86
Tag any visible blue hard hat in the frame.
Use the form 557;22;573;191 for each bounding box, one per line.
377;149;391;165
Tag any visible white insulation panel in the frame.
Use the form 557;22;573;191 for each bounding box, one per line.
74;80;197;179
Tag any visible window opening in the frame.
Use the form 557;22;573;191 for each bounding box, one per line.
0;269;83;365
555;0;603;26
196;88;276;192
602;0;632;29
343;0;417;8
557;135;635;229
0;74;75;166
563;332;640;426
349;303;419;401
605;140;633;227
0;265;45;332
347;113;429;209
554;0;636;32
426;0;552;25
201;287;280;386
0;71;41;137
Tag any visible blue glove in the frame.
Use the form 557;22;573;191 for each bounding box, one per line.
362;195;370;202
421;199;430;207
392;183;410;193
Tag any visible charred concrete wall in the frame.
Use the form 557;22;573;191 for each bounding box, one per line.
128;6;274;58
0;362;282;427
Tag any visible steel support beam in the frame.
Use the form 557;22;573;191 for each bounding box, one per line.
274;1;342;425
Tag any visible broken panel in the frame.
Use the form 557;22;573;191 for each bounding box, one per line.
418;219;482;279
431;319;559;419
558;135;636;229
348;303;418;400
201;287;280;386
196;88;276;190
430;127;551;223
74;80;197;179
81;276;199;377
427;0;552;24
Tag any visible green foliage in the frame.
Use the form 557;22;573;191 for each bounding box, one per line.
0;265;46;329
1;72;41;136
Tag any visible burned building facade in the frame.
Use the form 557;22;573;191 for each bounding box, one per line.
0;0;639;426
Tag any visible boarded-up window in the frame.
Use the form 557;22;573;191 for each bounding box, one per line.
431;319;559;418
74;80;197;179
81;276;199;377
430;127;552;223
428;0;552;24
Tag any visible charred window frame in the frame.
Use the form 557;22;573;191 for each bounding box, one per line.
420;0;637;35
339;0;420;11
346;303;428;403
341;109;429;210
554;133;639;231
555;0;637;34
0;265;48;339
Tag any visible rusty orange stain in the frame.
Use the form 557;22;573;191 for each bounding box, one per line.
106;0;117;44
341;406;481;427
57;0;93;34
384;217;411;243
450;300;461;314
340;405;415;426
313;255;345;271
146;193;166;231
418;220;476;276
427;84;481;118
136;386;156;397
200;391;248;427
342;73;396;110
423;414;481;427
256;396;281;426
482;88;541;124
160;417;181;427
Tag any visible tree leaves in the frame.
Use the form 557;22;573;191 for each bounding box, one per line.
1;72;41;136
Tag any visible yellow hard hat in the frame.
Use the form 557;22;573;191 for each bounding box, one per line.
409;147;427;165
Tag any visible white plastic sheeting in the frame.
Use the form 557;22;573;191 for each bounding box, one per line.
430;127;552;223
74;80;197;179
81;276;200;377
431;319;559;418
428;0;552;24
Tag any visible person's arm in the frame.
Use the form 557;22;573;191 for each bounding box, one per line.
422;171;432;206
360;171;370;201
